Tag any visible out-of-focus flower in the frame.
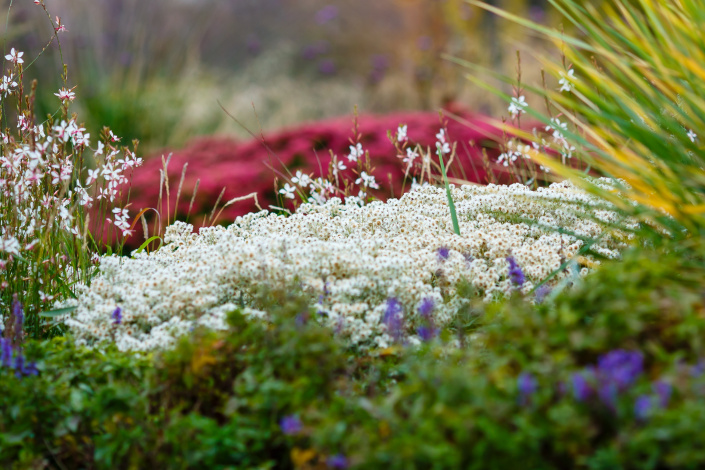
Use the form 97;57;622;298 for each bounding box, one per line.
397;124;408;142
508;96;527;118
280;415;303;435
327;454;349;469
506;256;526;287
315;5;339;24
634;395;653;420
558;68;576;92
518;372;538;405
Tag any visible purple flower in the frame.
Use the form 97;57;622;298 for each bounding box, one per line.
437;247;450;261
302;41;329;60
506;257;526;287
634;395;653;420
328;454;349;469
280;415;303;435
653;380;672;408
315;5;339;24
417;325;437;342
535;284;551;304
690;359;705;377
518;372;538;405
418;298;435;318
571;370;593;402
112;306;122;325
318;59;336;76
597;349;643;392
1;338;13;368
384;297;404;343
12;295;24;340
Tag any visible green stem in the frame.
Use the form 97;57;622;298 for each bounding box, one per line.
438;147;461;236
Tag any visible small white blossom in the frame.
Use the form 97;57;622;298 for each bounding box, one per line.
347;143;363;163
558;69;576;93
279;183;296;199
54;87;76;102
687;129;697;143
291;170;311;187
4;48;24;65
397;124;408;142
508;95;528;118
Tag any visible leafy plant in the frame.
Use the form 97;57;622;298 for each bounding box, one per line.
463;0;705;242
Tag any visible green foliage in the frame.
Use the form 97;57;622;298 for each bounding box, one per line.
3;244;705;468
311;241;705;469
466;0;705;240
0;288;375;468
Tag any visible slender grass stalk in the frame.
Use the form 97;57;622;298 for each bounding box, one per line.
437;145;461;236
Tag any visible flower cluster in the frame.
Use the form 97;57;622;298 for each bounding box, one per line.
124;109;513;249
64;179;630;352
1;296;38;378
0;43;142;327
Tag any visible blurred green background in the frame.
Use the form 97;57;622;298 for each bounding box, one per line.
5;0;557;153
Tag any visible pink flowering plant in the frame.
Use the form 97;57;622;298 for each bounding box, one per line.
0;3;141;338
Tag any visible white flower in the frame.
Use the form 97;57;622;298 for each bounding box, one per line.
558;69;576;93
54;87;76;102
347;143;363;163
0;74;17;97
435;129;447;143
355;171;379;189
508;95;528;118
403;147;419;168
4;48;24;65
279;183;296;199
332;159;347;177
687;129;697;143
436;141;451;155
397;124;408;142
291;170;311;187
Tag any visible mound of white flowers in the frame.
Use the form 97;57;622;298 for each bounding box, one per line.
65;180;631;351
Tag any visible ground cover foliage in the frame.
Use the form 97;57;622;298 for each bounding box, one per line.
3;0;705;468
2;242;705;468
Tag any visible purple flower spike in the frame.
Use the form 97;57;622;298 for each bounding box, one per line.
518;372;538;405
506;256;526;287
436;247;450;261
12;294;24;339
328;454;349;469
280;415;303;435
1;338;13;368
653;380;672;408
112;306;122;325
634;395;653;420
417;326;437;342
384;298;404;343
418;298;435;318
571;371;593;402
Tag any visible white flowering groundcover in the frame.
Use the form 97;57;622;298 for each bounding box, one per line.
64;180;630;351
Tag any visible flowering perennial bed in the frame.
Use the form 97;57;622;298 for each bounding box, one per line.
66;180;629;351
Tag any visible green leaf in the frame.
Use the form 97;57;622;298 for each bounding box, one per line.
133;235;162;255
39;306;77;318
